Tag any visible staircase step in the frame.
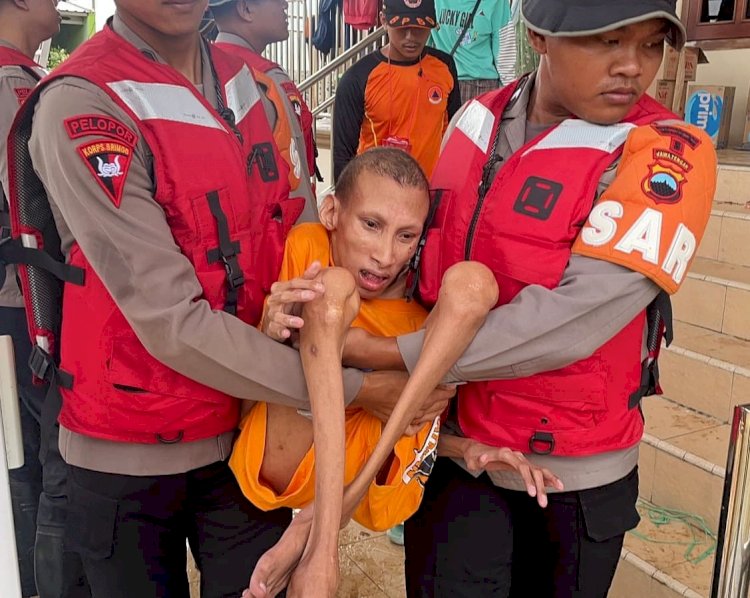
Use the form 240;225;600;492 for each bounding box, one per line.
698;203;750;267
660;321;750;423
640;395;727;532
715;162;750;206
674;257;750;340
610;500;714;598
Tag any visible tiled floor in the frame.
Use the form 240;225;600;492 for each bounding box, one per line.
187;521;406;598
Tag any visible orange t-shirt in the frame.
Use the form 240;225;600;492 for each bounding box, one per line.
332;48;461;181
232;223;437;531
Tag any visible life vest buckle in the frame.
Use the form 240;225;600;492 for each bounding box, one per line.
529;431;555;455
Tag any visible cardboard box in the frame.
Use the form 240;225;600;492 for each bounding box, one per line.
663;46;709;81
654;80;688;116
684;85;735;148
655;80;675;108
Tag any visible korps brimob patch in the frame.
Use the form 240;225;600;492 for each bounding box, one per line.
76;140;133;208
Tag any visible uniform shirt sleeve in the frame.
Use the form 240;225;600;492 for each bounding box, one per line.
333;59;368;182
397;254;660;381
28;79;364;407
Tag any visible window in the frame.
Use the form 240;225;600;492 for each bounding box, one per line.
686;0;750;42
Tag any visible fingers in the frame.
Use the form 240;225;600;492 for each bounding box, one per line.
301;260;323;280
264;274;326;341
473;447;564;507
531;467;548;508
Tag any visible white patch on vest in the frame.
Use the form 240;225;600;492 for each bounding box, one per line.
581;200;623;246
456;100;495;153
524;120;636;155
107;80;224;130
20;233;37;249
224;65;260;126
35;336;49;352
662;223;696;285
614;208;663;265
289;137;302;179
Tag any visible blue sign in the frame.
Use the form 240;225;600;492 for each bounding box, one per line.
686;90;723;138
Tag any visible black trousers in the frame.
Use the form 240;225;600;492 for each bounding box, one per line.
3;306;42;597
2;306;90;598
65;460;293;598
404;458;639;598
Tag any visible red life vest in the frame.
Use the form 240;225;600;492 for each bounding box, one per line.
7;26;300;444
216;42;316;188
419;81;675;456
0;44;41;71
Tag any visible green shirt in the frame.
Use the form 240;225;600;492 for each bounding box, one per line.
429;0;512;83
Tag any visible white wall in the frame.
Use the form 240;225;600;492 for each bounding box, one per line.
94;0;116;32
693;49;750;146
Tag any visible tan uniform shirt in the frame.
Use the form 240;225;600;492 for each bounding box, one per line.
28;17;363;475
0;39;40;308
216;33;318;222
398;74;658;491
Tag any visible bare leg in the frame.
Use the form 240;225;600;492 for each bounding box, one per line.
248;267;359;598
338;261;498;521
246;262;499;598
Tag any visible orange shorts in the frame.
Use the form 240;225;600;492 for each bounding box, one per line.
229;402;440;531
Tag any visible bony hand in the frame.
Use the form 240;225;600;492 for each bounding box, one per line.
353;371;454;436
462;441;564;508
404;383;454;435
262;261;325;342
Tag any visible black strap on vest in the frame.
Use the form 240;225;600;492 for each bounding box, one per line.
405;189;444;302
0;233;85;286
29;344;74;461
247;142;280;182
628;290;673;409
205;191;244;316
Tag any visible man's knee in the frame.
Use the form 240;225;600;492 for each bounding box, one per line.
439;261;499;317
303;267;360;325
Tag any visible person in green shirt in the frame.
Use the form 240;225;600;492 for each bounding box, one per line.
430;0;514;102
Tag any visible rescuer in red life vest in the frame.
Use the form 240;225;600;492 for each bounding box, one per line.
336;0;718;595
0;2;92;597
209;0;320;223
4;0;448;595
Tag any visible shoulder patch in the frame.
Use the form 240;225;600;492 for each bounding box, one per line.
572;122;716;295
76;140;133;208
65;115;138;147
14;87;32;105
641;124;702;204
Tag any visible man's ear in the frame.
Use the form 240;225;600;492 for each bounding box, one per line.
527;29;547;55
319;194;339;231
237;0;255;22
11;0;30;11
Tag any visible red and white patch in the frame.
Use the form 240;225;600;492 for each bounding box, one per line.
14;87;32;105
64;115;138;147
76;140;133;208
427;85;443;105
404;0;422;7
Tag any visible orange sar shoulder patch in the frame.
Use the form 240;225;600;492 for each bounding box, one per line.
572;122;717;295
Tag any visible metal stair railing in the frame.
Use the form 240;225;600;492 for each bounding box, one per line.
296;26;386;189
263;0;387;189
